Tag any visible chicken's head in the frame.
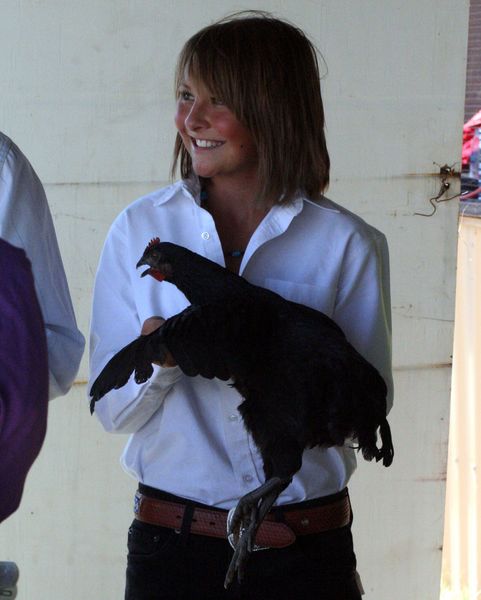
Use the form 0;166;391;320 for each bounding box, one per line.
136;238;173;282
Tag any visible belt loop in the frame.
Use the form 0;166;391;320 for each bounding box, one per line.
179;503;195;546
133;491;143;518
272;506;284;523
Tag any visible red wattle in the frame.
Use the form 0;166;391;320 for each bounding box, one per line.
150;270;165;282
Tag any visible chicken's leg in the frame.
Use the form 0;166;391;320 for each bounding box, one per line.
224;475;291;588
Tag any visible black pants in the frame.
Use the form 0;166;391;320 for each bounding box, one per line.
125;488;362;600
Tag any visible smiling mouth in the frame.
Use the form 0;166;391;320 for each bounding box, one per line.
192;138;224;149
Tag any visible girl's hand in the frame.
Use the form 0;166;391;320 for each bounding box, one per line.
141;316;165;335
141;316;177;367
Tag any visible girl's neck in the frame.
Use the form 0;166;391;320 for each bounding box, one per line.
200;178;273;273
202;179;257;214
202;177;271;221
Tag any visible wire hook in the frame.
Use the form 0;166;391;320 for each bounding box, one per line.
414;163;457;217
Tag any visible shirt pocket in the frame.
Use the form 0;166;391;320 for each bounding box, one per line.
263;278;336;316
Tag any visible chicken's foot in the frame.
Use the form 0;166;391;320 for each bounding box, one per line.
224;476;291;588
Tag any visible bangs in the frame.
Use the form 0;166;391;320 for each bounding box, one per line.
175;35;242;121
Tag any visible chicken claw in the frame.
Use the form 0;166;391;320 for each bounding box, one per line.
224;477;290;588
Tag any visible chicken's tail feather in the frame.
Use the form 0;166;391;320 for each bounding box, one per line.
358;418;394;467
377;418;394;467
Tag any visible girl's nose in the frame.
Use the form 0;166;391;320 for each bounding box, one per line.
185;101;208;131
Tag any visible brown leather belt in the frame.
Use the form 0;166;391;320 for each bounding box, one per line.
134;491;351;549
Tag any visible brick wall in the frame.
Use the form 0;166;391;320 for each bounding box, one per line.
465;0;481;121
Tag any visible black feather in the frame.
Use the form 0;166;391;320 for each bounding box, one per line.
91;240;394;466
89;241;394;585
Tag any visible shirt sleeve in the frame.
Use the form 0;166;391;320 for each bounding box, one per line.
333;230;394;413
0;136;85;399
0;241;49;522
88;221;183;434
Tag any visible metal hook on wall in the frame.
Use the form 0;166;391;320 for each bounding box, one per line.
414;163;458;217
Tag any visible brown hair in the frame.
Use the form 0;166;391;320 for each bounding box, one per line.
171;11;330;204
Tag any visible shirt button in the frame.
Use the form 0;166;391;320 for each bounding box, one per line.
201;232;210;240
243;475;253;483
228;414;238;422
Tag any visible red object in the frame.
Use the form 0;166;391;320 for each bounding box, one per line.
462;109;481;167
462;186;481;199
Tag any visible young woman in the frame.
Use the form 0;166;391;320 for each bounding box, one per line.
89;12;393;600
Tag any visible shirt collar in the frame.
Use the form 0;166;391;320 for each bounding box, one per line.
180;175;202;203
239;195;304;271
152;178;309;223
151;176;202;207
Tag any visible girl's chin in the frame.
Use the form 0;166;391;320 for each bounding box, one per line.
192;165;220;179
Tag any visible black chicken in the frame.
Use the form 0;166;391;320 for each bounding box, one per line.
90;238;393;588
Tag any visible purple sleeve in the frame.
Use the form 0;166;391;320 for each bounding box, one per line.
0;239;48;522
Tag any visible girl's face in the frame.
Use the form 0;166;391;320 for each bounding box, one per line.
175;74;258;184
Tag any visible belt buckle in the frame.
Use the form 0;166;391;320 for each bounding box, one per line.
226;508;269;552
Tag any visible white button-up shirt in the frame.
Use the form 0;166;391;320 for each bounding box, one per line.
89;178;392;509
0;132;85;399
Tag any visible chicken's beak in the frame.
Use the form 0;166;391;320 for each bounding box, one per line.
136;256;151;278
136;256;147;269
136;256;166;282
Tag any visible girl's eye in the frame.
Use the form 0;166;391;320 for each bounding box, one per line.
212;97;225;106
179;90;194;101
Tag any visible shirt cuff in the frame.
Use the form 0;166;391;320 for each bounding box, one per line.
147;363;183;390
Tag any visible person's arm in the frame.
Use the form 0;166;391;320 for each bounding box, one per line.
89;222;182;434
0;136;85;399
333;230;393;412
0;240;48;522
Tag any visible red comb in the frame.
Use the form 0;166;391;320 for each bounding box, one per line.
146;237;160;251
